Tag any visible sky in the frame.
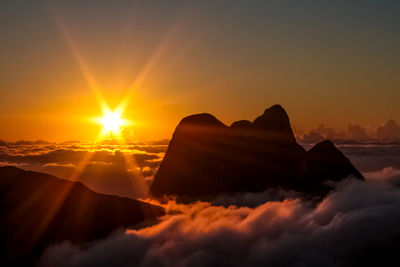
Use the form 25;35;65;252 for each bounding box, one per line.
0;0;399;142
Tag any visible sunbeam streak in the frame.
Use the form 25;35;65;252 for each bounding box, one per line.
32;2;151;251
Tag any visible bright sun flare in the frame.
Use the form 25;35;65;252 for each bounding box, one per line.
101;111;123;132
94;108;132;139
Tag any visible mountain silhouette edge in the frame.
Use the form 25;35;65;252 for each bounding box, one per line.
150;105;364;200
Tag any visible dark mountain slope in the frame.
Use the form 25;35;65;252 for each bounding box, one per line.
0;166;164;266
297;140;364;195
150;105;363;200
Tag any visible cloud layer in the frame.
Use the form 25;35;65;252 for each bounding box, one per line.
298;119;400;144
40;179;400;267
2;140;400;198
0;141;167;198
2;140;399;266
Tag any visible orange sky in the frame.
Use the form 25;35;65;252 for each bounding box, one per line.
0;1;399;142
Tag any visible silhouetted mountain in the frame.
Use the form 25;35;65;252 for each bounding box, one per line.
252;104;297;143
150;105;364;200
230;120;252;129
0;166;164;267
298;140;363;195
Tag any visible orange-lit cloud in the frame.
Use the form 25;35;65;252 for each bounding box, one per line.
41;179;400;267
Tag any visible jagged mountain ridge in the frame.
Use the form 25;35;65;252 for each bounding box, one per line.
150;105;363;199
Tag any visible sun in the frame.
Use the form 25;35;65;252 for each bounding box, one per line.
93;108;132;139
101;111;123;133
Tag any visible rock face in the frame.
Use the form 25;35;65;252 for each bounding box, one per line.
0;166;164;266
150;105;363;199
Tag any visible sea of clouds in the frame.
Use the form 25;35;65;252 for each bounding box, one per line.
2;139;400;266
0;140;168;198
40;178;400;267
2;139;400;197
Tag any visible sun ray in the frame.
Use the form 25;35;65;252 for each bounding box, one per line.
38;1;179;241
46;2;108;112
29;137;97;251
114;5;187;117
29;3;113;247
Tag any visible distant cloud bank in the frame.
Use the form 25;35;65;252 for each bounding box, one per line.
0;140;168;198
297;119;400;144
1;136;400;198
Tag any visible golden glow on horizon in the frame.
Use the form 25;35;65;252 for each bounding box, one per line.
47;2;171;142
28;7;150;241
